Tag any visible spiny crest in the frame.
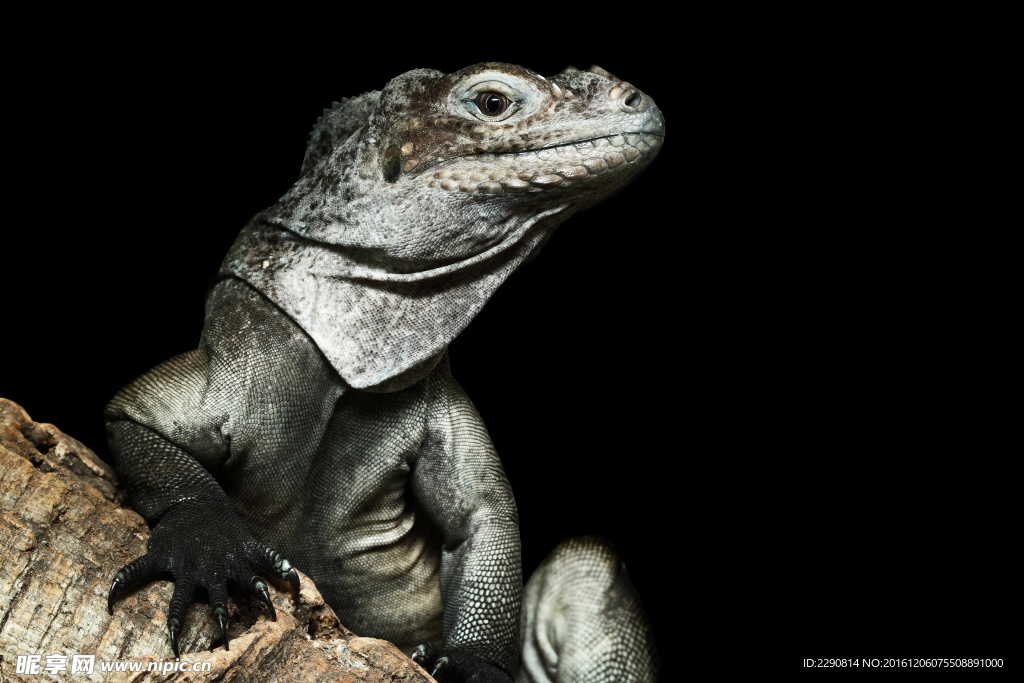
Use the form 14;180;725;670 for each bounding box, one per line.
299;92;380;177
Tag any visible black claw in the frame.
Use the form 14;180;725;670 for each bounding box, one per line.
259;589;277;621
285;567;300;600
250;577;277;621
107;573;124;615
412;642;439;668
168;618;180;658
214;606;229;651
431;656;450;679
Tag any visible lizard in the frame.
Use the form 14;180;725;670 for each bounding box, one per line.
104;61;665;683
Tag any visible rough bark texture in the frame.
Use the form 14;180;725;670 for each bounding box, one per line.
0;398;435;683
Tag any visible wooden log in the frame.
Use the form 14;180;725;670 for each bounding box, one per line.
0;398;434;682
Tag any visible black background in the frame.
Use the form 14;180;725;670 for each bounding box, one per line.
3;21;1011;668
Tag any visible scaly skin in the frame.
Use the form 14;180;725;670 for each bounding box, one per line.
518;537;660;683
105;63;664;683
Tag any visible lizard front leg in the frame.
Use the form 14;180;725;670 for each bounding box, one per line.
408;356;522;682
104;280;344;655
106;417;299;655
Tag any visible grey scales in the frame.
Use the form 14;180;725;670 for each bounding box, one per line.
104;62;664;683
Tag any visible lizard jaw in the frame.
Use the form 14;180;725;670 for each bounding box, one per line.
419;131;665;197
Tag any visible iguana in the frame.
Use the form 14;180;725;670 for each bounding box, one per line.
104;62;664;683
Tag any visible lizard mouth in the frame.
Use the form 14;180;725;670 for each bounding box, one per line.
421;131;665;197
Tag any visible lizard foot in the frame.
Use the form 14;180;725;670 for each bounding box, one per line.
411;643;512;683
107;499;299;656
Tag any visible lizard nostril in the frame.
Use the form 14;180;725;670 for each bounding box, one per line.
623;92;642;109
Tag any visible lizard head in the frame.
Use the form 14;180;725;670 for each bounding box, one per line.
228;63;665;386
368;63;664;198
287;62;664;269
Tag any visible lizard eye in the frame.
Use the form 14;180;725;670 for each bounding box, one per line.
475;92;508;117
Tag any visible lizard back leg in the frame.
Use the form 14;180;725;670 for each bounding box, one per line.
518;537;660;683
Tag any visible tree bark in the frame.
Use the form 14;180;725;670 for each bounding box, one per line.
0;398;434;683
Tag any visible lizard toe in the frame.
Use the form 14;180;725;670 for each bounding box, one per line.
411;641;440;668
426;649;512;683
246;541;300;601
108;554;164;615
431;656;450;679
236;573;277;621
212;605;230;652
165;574;199;654
251;577;277;621
168;617;181;658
